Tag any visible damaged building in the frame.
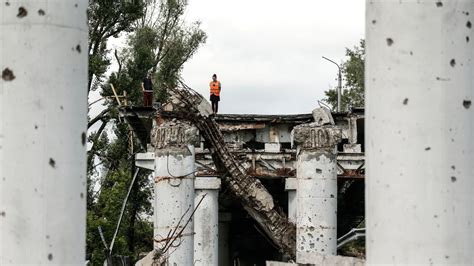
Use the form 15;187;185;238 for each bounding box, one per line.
122;85;365;265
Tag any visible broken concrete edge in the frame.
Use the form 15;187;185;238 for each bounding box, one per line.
135;249;166;266
267;254;365;266
312;107;335;126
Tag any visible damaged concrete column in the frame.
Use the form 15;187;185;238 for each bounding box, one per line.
292;108;342;263
366;1;474;264
1;1;88;264
194;177;221;266
285;178;297;223
152;120;200;265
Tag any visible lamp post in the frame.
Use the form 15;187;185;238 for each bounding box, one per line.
322;56;342;112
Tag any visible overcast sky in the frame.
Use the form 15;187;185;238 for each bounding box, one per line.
181;0;365;114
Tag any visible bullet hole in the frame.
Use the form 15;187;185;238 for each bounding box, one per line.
403;98;408;105
372;20;376;24
0;211;5;217
435;1;443;7
445;255;450;259
49;158;56;168
5;1;10;6
46;235;50;239
315;168;322;174
76;44;81;53
330;194;334;198
467;21;472;29
451;165;455;170
451;176;457;182
60;105;64;110
463;100;471;109
386;38;394;46
425;147;431;151
48;253;53;261
38;9;45;16
436;77;450;81
410;51;413;56
450;59;456;67
321;249;325;252
34;125;38;129
80;193;84;199
17;7;27;18
81;132;86;146
2;68;15;81
434;214;438;218
467;36;470;43
75;3;78;7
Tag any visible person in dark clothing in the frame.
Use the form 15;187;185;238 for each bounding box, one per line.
141;73;153;107
209;74;221;114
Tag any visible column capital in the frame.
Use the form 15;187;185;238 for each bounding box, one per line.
292;124;342;150
151;120;200;149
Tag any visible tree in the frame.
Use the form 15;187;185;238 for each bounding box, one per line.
324;39;365;111
86;1;207;264
88;0;146;93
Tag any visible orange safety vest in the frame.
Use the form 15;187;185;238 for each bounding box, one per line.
209;81;221;96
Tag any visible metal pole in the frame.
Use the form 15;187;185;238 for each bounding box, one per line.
322;56;342;112
366;1;474;264
1;1;88;264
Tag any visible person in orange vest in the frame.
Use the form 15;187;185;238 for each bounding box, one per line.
209;74;221;114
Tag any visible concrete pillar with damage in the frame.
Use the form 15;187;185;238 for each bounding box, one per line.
292;108;342;263
366;1;474;264
151;120;200;265
0;1;88;264
194;177;221;266
285;178;297;223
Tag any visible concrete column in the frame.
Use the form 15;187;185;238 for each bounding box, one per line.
152;121;199;265
366;1;474;264
292;109;341;263
194;177;221;266
285;178;297;223
0;1;88;265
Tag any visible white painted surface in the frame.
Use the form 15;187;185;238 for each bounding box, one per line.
285;178;297;223
135;152;154;170
366;1;474;264
0;1;88;264
296;151;338;263
154;145;195;266
194;177;221;266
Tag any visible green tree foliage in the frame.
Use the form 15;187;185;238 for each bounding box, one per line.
87;124;153;265
88;0;146;92
101;0;207;105
324;39;365;111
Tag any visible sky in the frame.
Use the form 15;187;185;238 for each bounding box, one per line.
89;0;365;124
181;0;365;114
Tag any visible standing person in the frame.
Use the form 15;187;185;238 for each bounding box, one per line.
209;74;221;114
141;72;153;107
